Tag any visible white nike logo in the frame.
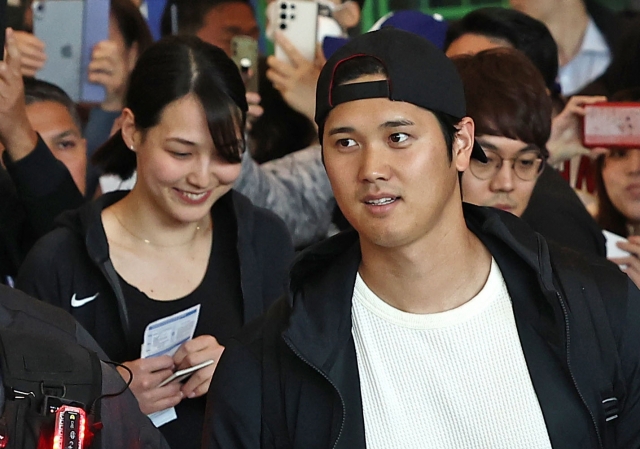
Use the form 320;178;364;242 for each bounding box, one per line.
71;293;99;308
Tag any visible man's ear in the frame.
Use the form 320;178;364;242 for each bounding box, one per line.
334;1;360;30
120;108;139;152
453;117;475;172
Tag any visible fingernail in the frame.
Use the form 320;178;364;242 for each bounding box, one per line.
188;392;196;399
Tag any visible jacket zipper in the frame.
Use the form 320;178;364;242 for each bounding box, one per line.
555;291;604;449
283;337;346;449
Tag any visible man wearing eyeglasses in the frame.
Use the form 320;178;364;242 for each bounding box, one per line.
453;49;549;218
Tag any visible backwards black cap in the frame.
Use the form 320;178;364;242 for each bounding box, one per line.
314;28;487;161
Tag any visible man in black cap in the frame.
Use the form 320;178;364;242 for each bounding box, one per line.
203;28;640;449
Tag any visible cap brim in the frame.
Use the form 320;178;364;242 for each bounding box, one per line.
471;141;487;162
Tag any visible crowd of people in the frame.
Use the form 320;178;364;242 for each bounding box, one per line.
1;0;640;448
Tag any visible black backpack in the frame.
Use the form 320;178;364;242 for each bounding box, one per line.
0;328;102;449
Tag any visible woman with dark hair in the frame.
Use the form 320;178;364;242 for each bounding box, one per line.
84;0;155;197
594;88;640;287
16;35;294;449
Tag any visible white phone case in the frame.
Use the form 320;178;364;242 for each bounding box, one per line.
273;0;318;63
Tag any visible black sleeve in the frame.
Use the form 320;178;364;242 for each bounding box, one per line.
15;231;68;311
522;166;606;258
202;339;262;449
99;362;172;449
615;279;640;447
3;135;84;238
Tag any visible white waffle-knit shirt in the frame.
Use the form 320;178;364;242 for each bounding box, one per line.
351;258;552;449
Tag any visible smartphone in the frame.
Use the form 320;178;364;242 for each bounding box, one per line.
232;35;259;93
81;0;110;103
583;102;640;148
33;0;84;101
157;359;215;388
33;0;108;103
0;0;6;60
272;0;318;63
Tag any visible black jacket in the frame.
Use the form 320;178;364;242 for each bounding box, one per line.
0;136;83;282
16;189;294;362
204;204;640;449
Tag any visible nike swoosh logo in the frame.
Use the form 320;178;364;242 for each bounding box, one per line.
71;293;99;308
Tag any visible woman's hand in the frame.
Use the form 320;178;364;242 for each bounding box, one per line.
14;30;46;77
87;40;129;112
116;355;183;415
610;236;640;289
547;95;608;165
172;335;225;399
266;31;325;122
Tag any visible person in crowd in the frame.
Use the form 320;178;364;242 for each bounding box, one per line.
443;7;606;256
161;0;317;164
234;7;606;256
510;0;640;97
16;35;294;449
22;78;88;195
84;0;154;198
0;30;85;285
593;87;640;287
204;28;640;449
454;49;549;218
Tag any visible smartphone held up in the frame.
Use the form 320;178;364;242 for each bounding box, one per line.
271;0;318;63
583;102;640;149
231;35;259;93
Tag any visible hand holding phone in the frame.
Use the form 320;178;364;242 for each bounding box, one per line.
231;36;259;93
583;102;640;148
157;359;215;387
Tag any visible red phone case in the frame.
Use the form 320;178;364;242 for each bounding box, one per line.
583;102;640;148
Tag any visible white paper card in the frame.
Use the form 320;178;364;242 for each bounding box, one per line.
603;230;631;259
141;304;201;427
141;304;201;358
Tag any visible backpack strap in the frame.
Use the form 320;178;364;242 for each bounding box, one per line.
549;246;626;449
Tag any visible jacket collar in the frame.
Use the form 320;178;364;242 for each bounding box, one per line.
283;203;560;371
55;189;264;323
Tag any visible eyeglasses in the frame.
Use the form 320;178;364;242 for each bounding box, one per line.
468;150;544;181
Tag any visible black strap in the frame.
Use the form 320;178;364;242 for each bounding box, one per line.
549;247;625;449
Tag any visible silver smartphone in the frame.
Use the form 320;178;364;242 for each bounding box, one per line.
232;35;259;93
272;0;318;63
33;0;84;100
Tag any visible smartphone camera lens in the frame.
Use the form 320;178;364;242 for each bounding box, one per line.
291;3;296;8
280;13;286;19
280;23;287;29
280;3;287;9
291;14;295;19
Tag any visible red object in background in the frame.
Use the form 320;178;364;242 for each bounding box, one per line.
583;102;640;148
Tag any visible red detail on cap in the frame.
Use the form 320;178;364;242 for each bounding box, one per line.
328;54;391;107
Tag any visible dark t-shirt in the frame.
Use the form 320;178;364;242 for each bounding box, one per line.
119;201;243;449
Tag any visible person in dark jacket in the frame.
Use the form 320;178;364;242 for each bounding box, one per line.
17;36;294;449
204;28;640;449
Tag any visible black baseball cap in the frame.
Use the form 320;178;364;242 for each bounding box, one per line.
315;27;487;162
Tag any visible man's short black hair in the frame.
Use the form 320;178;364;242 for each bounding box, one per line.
160;0;253;37
445;7;559;93
23;77;82;131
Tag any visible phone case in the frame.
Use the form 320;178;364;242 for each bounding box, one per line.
33;0;84;101
583;102;640;148
272;0;318;63
232;36;259;93
81;0;110;103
